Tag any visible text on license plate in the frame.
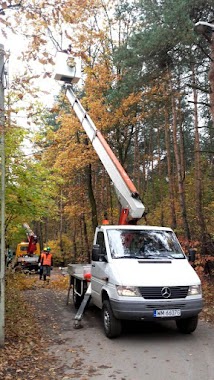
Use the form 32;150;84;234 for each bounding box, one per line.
154;309;181;317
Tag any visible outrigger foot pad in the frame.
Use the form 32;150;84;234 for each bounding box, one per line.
73;320;83;329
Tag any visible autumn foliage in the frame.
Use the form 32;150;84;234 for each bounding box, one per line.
1;1;214;264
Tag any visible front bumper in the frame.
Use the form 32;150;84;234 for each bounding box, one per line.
110;298;203;320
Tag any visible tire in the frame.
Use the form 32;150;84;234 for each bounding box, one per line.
176;316;198;334
102;300;122;339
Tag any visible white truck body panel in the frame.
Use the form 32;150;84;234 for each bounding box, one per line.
96;259;200;288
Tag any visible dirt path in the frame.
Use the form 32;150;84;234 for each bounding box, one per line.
24;281;109;380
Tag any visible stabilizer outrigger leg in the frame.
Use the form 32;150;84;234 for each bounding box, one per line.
73;283;91;329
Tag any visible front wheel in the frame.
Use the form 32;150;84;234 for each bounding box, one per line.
102;300;122;339
176;316;198;334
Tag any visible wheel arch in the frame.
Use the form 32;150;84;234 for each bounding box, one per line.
102;289;110;303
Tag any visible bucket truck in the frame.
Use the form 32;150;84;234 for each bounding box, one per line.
15;223;40;273
54;53;203;338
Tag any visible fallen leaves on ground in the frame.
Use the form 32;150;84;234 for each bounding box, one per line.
0;271;68;379
200;276;214;324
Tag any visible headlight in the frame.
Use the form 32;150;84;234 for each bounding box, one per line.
116;285;141;297
188;285;202;296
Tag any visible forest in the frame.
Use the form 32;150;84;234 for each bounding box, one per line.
1;0;214;266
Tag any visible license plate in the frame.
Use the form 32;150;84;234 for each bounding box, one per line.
154;309;181;317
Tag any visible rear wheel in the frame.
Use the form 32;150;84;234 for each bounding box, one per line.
102;300;122;339
176;316;198;334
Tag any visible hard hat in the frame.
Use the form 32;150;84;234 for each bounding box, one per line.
44;246;51;252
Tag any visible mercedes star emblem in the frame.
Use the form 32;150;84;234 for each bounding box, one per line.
161;287;171;298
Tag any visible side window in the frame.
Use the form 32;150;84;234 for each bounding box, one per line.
96;231;106;254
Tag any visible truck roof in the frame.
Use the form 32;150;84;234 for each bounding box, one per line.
98;225;173;232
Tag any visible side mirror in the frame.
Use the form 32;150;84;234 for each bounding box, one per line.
92;244;108;262
92;244;101;261
188;249;196;262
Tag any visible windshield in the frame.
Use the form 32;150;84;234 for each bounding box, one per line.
20;246;28;251
107;229;185;259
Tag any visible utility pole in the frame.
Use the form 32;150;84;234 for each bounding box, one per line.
0;43;5;347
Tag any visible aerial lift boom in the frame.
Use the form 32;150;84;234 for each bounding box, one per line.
54;52;145;224
22;223;38;254
54;52;146;327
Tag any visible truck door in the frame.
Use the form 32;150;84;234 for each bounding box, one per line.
91;231;108;308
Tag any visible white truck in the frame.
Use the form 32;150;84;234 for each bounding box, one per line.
54;53;203;338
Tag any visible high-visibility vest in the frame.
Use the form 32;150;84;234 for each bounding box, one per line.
102;219;109;225
42;253;52;266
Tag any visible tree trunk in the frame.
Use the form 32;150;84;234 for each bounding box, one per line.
59;188;64;263
208;33;214;127
81;214;91;263
85;163;98;231
133;125;139;186
157;125;164;226
164;111;177;229
192;65;207;253
171;86;191;241
72;223;77;263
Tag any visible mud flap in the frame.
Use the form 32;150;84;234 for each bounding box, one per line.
73;283;91;329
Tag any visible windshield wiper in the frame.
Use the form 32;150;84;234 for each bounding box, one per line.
157;252;185;259
114;254;159;259
113;254;184;259
137;255;159;259
113;255;138;259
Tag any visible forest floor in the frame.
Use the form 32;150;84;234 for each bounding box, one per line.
0;268;214;379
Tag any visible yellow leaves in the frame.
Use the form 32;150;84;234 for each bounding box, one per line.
200;280;214;323
50;104;60;114
7;272;37;291
38;58;49;65
17;93;24;100
82;60;144;133
48;273;69;291
0;16;9;26
1;2;7;10
0;271;69;379
54;143;97;175
65;203;88;218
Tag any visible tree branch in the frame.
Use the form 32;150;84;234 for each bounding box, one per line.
188;100;210;108
187;83;210;94
196;42;213;61
0;1;22;15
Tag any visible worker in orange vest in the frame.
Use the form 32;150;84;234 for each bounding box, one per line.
102;212;109;225
38;247;48;280
40;246;53;282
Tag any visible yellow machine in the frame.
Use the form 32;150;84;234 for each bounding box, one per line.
16;241;40;258
15;224;41;272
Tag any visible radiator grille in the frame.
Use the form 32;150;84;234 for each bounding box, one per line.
138;286;189;299
145;303;186;309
